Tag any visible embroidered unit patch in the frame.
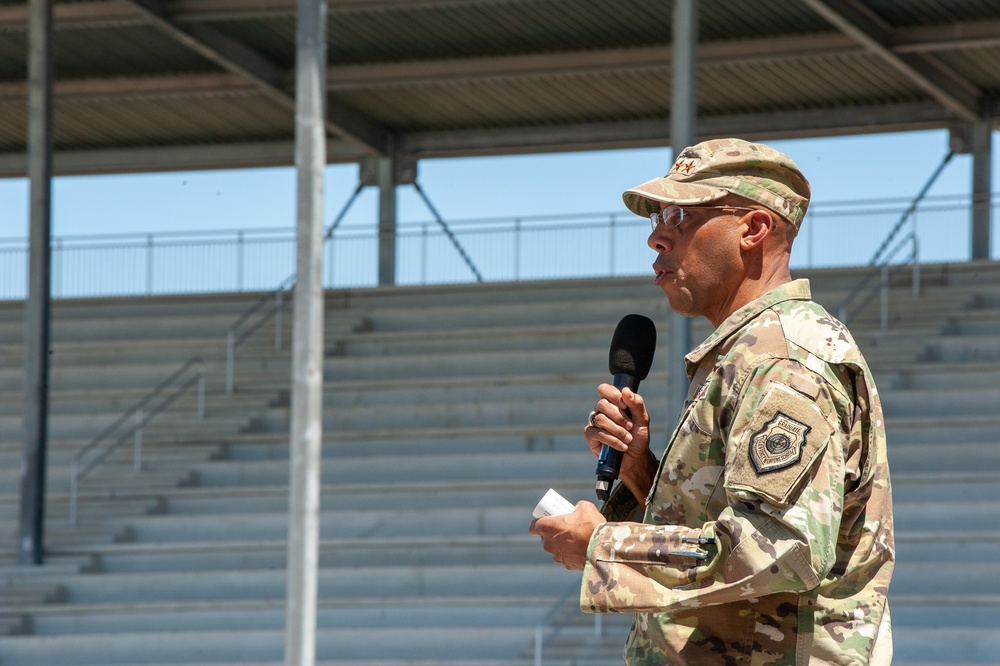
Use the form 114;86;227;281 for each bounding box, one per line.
749;411;810;474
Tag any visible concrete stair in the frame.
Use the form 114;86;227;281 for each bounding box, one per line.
0;262;998;664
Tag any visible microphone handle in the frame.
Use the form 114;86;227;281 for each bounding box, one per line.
595;372;642;501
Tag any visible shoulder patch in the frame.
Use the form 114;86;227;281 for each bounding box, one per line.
749;412;810;474
726;381;833;506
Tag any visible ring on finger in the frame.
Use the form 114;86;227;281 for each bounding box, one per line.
588;410;599;428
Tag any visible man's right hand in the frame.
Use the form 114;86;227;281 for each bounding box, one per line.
584;384;658;503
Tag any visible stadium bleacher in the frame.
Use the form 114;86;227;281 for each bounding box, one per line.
1;262;999;664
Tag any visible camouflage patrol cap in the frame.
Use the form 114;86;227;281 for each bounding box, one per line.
623;138;811;228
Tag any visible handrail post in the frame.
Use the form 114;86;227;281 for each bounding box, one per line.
134;408;143;472
226;329;235;396
912;236;920;297
595;614;603;638
197;365;206;418
534;623;543;666
275;290;283;351
880;265;889;330
69;459;79;528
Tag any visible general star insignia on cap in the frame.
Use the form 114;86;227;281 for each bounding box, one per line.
749;411;811;474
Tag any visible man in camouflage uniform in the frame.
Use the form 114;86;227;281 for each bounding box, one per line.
529;138;894;664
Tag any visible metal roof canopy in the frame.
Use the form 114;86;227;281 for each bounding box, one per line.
1;0;1000;176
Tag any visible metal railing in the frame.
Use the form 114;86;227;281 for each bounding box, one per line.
69;357;206;526
836;150;953;327
838;233;919;328
225;274;295;395
531;580;628;665
2;196;997;300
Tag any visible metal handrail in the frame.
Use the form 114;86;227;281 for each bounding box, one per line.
223;182;365;394
838;232;919;328
225;274;295;395
868;151;953;266
531;579;614;666
69;357;206;526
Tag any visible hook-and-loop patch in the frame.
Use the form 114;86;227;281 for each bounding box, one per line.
726;381;833;507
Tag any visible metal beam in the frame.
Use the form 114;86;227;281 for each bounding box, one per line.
970;120;993;260
802;0;982;122
0;140;366;177
117;0;390;154
285;0;326;662
0;101;958;178
399;102;954;158
20;0;54;567
667;0;697;434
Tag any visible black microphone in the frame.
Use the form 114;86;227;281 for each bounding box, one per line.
595;314;657;501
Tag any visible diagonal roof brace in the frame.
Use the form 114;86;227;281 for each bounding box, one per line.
802;0;982;123
121;0;391;155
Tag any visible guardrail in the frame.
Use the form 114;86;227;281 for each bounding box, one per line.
69;357;206;526
2;195;994;300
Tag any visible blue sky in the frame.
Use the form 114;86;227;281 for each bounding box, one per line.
1;128;987;241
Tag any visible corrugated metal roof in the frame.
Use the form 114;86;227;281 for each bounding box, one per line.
0;0;998;175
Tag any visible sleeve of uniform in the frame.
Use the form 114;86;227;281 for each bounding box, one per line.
581;358;847;614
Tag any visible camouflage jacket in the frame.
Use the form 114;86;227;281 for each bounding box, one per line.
581;280;894;665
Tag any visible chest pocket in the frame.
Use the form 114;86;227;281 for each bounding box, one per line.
645;382;726;527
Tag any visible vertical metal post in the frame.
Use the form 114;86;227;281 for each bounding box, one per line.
970;121;993;260
134;408;144;472
513;218;521;281
226;329;236;396
146;234;154;294
534;624;543;666
237;230;245;291
667;0;698;422
609;214;617;276
69;459;78;528
880;266;889;330
52;237;61;298
285;0;327;663
420;223;428;284
19;0;53;567
276;290;284;351
377;156;397;285
197;367;206;419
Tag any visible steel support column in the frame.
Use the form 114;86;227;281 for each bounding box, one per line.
284;0;326;663
667;0;697;422
971;121;993;260
377;156;397;286
19;0;53;567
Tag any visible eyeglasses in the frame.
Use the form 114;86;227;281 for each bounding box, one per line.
649;205;756;231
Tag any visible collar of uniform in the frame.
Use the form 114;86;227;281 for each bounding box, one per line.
684;279;812;377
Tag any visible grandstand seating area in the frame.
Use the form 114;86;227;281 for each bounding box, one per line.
1;261;999;665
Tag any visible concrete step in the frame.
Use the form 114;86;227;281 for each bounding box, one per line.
892;626;1000;661
22;595;558;635
24;564;579;604
103;506;540;543
0;625;542;664
72;536;548;573
886;361;1000;390
187;450;594;487
882;441;1000;473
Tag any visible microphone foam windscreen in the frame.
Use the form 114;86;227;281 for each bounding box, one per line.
609;314;657;379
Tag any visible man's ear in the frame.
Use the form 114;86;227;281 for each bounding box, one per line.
739;209;774;251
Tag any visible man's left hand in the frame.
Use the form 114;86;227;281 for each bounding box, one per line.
529;501;605;571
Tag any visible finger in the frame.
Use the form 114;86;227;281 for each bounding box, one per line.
584;425;631;453
620;387;649;426
593;397;633;430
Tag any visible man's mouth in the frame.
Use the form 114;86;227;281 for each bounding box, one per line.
653;266;673;286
